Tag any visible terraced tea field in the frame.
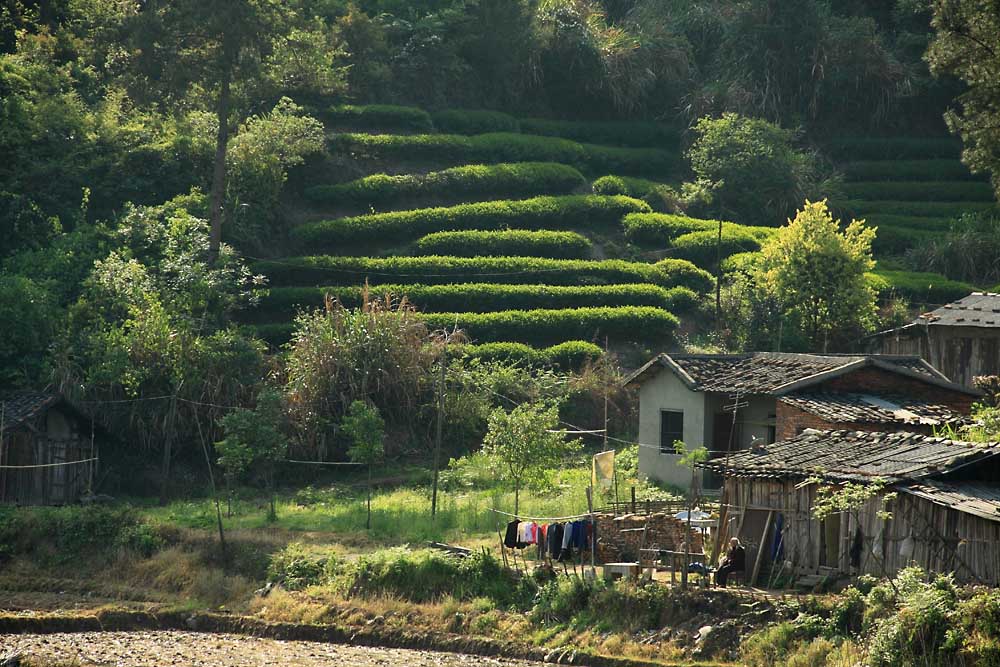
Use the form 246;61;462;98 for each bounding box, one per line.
245;105;997;358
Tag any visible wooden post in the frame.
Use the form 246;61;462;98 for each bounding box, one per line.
750;510;774;587
586;486;596;577
431;356;446;518
631;486;636;513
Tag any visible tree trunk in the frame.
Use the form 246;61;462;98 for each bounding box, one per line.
208;62;233;261
514;484;519;517
159;395;177;506
267;467;276;522
431;357;445;518
366;463;373;530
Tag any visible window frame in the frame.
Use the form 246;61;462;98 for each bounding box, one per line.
659;409;684;454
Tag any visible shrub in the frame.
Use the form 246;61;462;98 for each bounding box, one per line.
904;213;1000;285
868;269;976;304
323;104;433;132
827;137;962;160
843;159;981;182
520;118;681;149
592;175;628;195
330;132;678;177
335;548;534;607
250;283;695;322
304;162;586;209
292;195;650;248
257;255;710;290
831;200;998;218
414;230;592;259
267;542;338;590
842;181;995;202
670;228;762;267
421;306;679;345
431;109;520;134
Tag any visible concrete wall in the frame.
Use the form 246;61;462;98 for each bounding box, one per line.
636;369;707;488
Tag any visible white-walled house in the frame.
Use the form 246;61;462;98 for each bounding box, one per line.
624;353;978;489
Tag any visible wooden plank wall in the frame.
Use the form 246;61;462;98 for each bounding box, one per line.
727;477;1000;585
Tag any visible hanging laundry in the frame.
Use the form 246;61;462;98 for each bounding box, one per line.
548;523;564;559
503;520;520;549
537;524;548;559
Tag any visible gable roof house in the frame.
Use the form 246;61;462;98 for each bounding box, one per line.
0;392;98;505
624;353;979;488
697;429;1000;586
869;292;1000;387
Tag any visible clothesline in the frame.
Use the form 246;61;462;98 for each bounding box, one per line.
0;457;97;470
489;507;594;522
285;459;364;466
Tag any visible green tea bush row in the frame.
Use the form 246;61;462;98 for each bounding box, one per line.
669;228;762;267
431;109;520;135
421;306;678;345
520;118;680;149
292;195;650;248
870;226;941;255
868;269;975;304
452;340;604;370
304;162;586;209
323;104;433;132
842;159;981;182
861;215;953;232
256;255;713;291
842;181;995;202
592;175;664;197
831;199;998;218
826;137;962;160
251;283;698;320
330;132;678;177
622;212;774;246
414;230;592;259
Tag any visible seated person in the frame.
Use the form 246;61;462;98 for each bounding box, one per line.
714;537;746;586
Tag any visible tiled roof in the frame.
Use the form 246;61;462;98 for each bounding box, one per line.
697;429;1000;483
780;392;969;426
900;481;1000;523
917;292;1000;328
0;392;61;434
623;352;974;396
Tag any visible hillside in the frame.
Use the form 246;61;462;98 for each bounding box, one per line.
243;105;996;356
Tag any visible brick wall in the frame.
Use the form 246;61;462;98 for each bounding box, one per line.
818;367;975;412
774;400;937;441
593;511;703;563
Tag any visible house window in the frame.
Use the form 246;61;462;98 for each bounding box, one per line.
660;410;684;454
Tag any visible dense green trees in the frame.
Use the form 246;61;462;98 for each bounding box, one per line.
686;114;834;227
927;1;1000;198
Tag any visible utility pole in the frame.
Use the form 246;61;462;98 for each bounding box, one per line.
715;218;723;337
711;390;747;564
431;353;446;518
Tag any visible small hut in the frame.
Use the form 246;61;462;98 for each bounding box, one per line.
0;392;98;505
698;429;1000;586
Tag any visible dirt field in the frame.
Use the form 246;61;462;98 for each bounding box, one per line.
1;631;551;667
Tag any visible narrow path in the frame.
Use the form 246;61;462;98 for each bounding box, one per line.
2;631;548;667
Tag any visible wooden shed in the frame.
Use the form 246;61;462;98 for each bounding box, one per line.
698;429;1000;586
0;392;98;505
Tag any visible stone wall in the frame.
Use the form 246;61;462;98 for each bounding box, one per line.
594;511;703;563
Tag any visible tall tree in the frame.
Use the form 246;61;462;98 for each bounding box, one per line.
927;1;1000;198
482;401;580;515
755;200;877;351
126;0;345;258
